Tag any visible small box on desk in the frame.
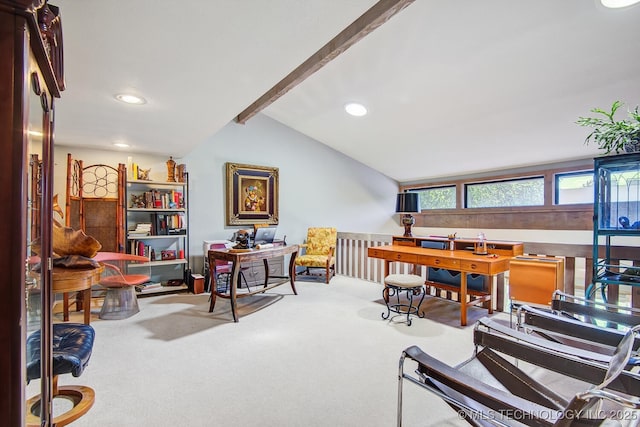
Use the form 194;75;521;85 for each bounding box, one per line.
509;256;565;306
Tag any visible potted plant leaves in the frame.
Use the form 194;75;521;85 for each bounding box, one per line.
577;100;640;154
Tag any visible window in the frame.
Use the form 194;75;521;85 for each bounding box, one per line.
465;177;544;208
409;186;456;210
555;171;593;205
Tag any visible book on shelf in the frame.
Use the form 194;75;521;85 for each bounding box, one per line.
135;282;163;293
132;189;185;210
129;240;153;260
129;222;152;237
152;213;169;235
151;213;185;235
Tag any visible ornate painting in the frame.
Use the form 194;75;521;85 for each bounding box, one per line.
226;162;279;226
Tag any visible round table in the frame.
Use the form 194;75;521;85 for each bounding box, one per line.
52;265;104;324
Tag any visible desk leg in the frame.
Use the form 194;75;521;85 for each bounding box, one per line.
460;274;468;326
495;273;504;313
262;259;269;288
208;265;218;313
382;260;392;303
83;288;91;325
488;275;495;314
288;250;298;295
230;261;240;322
63;292;70;321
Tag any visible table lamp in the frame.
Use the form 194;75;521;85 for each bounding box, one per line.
396;192;420;237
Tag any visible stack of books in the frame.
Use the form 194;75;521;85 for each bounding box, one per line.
135;282;163;293
129;222;152;237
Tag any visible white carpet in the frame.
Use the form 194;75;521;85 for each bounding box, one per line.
33;276;502;426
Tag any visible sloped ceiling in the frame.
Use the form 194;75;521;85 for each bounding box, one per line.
53;0;640;183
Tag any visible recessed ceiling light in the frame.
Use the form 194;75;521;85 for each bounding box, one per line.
345;102;368;117
114;93;146;105
113;142;129;148
601;0;640;8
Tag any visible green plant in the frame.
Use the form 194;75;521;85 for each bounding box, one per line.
576;101;640;154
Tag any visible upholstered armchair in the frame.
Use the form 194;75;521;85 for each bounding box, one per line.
294;227;337;284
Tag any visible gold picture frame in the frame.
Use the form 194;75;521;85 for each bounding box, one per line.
226;162;279;226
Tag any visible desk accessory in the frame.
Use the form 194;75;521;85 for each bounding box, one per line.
396;192;420;237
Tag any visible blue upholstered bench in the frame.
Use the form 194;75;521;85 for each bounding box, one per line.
25;323;96;426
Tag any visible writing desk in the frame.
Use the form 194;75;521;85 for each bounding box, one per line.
208;244;299;322
368;245;513;326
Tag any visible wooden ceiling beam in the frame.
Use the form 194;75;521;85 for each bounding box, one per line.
235;0;415;124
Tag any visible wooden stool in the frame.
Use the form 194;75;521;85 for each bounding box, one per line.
382;274;426;326
25;323;95;426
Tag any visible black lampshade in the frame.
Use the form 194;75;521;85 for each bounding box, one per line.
395;192;419;213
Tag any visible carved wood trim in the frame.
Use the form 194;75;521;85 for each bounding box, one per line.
1;0;64;95
235;0;415;124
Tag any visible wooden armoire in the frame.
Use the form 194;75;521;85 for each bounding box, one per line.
0;1;64;425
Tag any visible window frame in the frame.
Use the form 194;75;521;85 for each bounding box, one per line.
464;175;545;209
407;184;457;210
554;169;594;205
399;160;594;230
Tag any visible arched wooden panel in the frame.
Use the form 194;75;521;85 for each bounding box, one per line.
65;153;126;252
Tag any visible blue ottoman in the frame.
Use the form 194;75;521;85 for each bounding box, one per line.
25;323;96;426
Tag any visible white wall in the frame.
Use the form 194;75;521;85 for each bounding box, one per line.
183;114;400;273
55;113;400;274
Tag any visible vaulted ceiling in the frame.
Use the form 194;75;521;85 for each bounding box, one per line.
54;0;640;182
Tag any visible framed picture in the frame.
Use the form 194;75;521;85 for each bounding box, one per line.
226;162;279;226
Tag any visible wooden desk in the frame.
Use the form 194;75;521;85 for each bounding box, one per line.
208;245;299;322
368;245;513;326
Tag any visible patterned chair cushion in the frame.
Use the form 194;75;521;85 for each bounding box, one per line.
295;227;337;267
296;254;336;267
304;227;337;256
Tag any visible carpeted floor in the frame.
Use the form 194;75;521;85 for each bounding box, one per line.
30;276;504;426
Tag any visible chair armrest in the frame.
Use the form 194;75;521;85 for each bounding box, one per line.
576;388;640;410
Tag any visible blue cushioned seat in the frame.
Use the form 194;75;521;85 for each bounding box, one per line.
26;323;95;381
25;323;96;427
420;241;446;249
427;267;485;291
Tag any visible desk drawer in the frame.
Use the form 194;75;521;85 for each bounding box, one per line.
420;255;459;269
460;260;489;274
388;252;417;263
368;249;417;263
368;248;387;259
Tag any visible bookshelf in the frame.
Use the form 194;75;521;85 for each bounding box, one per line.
126;176;189;295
